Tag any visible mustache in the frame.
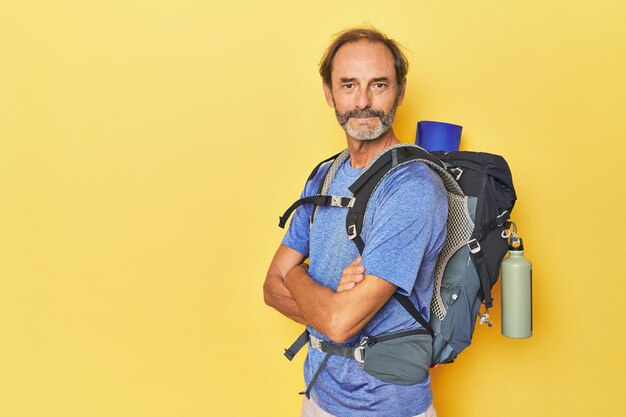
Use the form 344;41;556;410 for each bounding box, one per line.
336;108;386;125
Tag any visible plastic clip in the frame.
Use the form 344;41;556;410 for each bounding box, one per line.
467;239;481;254
479;309;493;327
347;225;357;240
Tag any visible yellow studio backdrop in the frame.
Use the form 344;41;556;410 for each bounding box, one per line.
1;1;625;416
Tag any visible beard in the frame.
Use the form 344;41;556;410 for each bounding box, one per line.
335;97;399;141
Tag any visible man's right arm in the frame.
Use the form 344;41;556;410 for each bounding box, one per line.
263;244;309;325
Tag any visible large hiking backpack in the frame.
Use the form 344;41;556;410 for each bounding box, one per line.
279;143;517;365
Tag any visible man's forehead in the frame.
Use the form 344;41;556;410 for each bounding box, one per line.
331;39;396;81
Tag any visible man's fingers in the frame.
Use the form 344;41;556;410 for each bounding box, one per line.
336;281;356;292
344;265;365;276
337;257;366;292
337;272;365;288
349;256;364;266
350;272;365;283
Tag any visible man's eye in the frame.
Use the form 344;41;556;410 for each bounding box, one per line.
374;83;386;89
344;83;353;89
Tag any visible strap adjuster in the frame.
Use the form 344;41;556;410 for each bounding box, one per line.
450;167;464;180
467;239;481;254
353;337;368;364
353;346;365;364
347;224;357;240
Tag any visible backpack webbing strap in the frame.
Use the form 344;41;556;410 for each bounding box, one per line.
283;330;333;399
469;214;511;309
393;293;434;337
473;213;511;242
278;195;354;228
311;150;352;225
469;247;495;309
279;150;352;229
284;330;309;361
284;330;365;362
299;353;331;399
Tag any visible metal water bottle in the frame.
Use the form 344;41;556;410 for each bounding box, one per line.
501;237;532;338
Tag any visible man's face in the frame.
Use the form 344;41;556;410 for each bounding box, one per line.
323;39;406;141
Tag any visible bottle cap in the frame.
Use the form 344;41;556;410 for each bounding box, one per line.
509;237;524;251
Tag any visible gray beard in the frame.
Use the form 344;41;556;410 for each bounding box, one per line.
335;99;399;141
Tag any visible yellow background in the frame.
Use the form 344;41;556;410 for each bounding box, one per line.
1;1;625;416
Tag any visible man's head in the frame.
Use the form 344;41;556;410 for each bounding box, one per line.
319;27;409;141
319;28;409;90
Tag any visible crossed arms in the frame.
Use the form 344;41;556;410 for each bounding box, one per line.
263;244;397;344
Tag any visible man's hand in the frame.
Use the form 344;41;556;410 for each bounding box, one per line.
336;257;366;292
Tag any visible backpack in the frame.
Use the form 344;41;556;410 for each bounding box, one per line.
279;143;517;366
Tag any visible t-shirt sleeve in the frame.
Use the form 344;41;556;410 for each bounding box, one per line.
360;163;448;296
280;164;329;257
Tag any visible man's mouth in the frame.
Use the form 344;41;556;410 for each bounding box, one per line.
352;116;379;125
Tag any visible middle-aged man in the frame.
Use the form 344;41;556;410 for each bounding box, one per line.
264;27;447;417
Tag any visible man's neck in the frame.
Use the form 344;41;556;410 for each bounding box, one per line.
346;129;401;168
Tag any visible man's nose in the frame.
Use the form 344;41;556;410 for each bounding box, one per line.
354;88;372;109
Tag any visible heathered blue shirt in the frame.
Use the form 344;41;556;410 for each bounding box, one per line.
283;155;448;417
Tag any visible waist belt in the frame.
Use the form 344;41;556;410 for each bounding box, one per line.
284;331;367;364
283;329;429;399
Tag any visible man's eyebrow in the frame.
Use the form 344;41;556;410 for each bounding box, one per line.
338;76;392;83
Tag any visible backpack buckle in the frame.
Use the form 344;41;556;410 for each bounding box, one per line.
330;196;355;208
467;239;481;254
309;335;323;352
330;196;343;207
353;346;365;364
354;337;368;364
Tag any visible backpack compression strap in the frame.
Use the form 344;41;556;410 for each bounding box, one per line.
467;211;512;309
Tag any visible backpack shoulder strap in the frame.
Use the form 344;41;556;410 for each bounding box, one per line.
306;151;343;182
345;144;454;337
346;144;461;252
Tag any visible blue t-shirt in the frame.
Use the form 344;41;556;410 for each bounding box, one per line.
282;156;448;417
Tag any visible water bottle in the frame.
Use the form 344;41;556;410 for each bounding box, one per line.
501;237;532;338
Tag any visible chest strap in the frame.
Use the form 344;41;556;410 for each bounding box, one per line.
278;195;355;228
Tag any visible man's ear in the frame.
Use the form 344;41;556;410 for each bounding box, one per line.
396;78;407;106
323;82;335;107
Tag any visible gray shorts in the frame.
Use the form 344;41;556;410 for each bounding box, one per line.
301;397;437;417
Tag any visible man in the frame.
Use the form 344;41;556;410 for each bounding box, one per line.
264;28;447;417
